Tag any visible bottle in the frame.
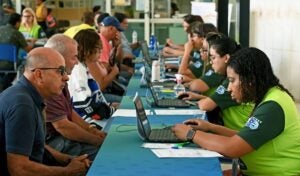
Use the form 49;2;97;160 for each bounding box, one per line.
149;33;157;57
132;30;137;43
149;33;156;50
151;60;160;82
173;74;185;96
158;52;165;79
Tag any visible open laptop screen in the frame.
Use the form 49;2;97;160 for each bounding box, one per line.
133;93;151;140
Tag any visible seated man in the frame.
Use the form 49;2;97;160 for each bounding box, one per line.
44;34;106;161
0;47;88;175
0;13;33;91
64;11;95;38
114;12;140;71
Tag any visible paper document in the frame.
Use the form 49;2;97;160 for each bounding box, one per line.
142;143;177;149
112;109;205;117
151;148;223;158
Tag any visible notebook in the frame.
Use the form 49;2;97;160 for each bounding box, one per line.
133;93;184;143
148;85;190;108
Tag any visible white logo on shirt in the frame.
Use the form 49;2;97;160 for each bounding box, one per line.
245;116;262;130
216;85;226;95
193;61;202;68
205;69;213;76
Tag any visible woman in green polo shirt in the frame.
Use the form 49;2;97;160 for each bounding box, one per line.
172;47;300;176
181;33;253;130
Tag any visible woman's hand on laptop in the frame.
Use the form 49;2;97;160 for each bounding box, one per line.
183;119;212;132
171;124;193;141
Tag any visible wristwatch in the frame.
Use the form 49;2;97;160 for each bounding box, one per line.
186;129;196;142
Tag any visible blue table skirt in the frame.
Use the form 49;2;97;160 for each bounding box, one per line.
87;125;222;176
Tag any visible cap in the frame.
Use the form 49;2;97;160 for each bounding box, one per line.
101;16;124;31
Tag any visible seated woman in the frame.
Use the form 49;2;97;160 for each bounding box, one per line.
162;14;203;58
172;47;300;175
68;29;117;125
180;33;253;130
19;7;46;45
178;22;218;83
181;32;226;97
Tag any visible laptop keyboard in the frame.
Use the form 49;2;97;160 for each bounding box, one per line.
157;99;189;108
150;128;182;142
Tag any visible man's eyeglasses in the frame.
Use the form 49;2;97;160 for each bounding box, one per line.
31;66;67;76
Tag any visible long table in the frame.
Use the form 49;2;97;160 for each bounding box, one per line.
87;70;222;176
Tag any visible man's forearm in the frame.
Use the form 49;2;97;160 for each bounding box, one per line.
54;119;103;146
45;145;71;165
7;153;69;176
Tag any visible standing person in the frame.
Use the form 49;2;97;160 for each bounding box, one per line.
44;34;106;161
35;0;47;32
172;47;300;176
0;47;89;175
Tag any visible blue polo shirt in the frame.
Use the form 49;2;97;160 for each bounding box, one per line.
0;76;46;175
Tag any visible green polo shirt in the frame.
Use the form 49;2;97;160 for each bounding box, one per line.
210;79;254;130
238;86;300;176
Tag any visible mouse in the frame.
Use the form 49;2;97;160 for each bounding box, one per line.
177;93;189;100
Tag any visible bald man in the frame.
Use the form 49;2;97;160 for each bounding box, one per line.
0;47;89;175
44;34;106;160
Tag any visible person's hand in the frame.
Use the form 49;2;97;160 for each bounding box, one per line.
166;38;174;46
177;91;202;100
171;124;192;140
113;32;121;47
183;119;212;132
89;126;107;139
111;102;119;109
66;154;89;175
111;64;119;75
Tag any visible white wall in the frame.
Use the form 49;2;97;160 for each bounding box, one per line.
250;0;300;101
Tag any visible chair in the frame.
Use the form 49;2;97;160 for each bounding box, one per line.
0;44;18;74
56;20;70;33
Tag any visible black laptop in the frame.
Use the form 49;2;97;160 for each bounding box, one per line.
148;85;190;108
140;41;157;66
133;93;184;143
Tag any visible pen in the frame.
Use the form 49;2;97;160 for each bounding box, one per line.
171;142;190;149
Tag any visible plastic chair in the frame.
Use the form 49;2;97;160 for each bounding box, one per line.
0;44;18;74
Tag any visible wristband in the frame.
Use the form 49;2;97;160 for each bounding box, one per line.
186;129;196;142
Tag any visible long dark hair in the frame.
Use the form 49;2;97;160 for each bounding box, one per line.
228;47;294;107
73;29;102;63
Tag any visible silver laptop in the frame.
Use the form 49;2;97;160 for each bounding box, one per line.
133;93;184;143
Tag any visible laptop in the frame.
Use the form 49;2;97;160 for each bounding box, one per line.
133;93;184;143
140;41;158;65
148;85;190;108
